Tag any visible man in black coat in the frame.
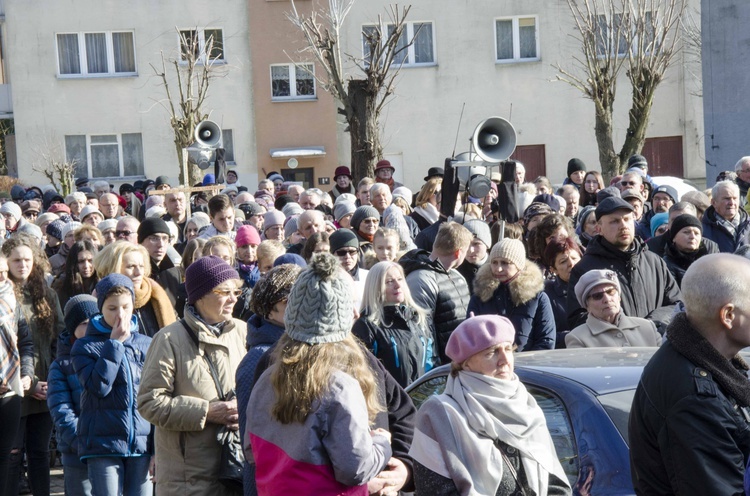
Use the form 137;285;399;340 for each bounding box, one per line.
629;254;750;494
566;197;681;332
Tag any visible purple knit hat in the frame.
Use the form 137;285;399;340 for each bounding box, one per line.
445;315;516;363
185;256;240;304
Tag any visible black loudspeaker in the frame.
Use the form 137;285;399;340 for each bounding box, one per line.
215;148;226;184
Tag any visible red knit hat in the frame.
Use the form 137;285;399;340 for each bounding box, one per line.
235;225;261;247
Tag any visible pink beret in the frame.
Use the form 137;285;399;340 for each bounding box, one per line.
445;315;516;363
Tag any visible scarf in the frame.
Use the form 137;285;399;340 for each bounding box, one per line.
135;278;177;329
668;312;750;407
412;371;568;495
376;176;395;191
0;281;21;396
358;230;375;243
413;204;440;225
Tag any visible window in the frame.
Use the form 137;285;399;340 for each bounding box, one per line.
495;16;539;62
362;21;435;67
56;31;136;76
595;12;656;57
179;28;224;63
65;133;145;178
271;63;315;100
221;129;235;164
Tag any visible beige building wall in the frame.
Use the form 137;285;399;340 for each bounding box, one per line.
338;0;704;191
5;0;256;188
248;0;340;190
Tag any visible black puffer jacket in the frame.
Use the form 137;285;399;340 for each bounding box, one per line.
400;249;470;363
566;236;681;331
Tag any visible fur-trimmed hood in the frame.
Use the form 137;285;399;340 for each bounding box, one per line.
473;261;545;307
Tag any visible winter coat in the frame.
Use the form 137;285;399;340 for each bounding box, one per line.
565;313;661;348
137;308;247;496
663;239;720;287
352;305;438;388
1;300;34;394
544;277;571;348
457;260;482;294
401;249;471;363
701;205;750;253
246;369;392;495
468;263;556;351
566;236;682;331
49;242;70;277
70;314;152;459
47;331;85;466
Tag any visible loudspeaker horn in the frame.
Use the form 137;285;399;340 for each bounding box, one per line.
194;120;222;148
471;117;516;163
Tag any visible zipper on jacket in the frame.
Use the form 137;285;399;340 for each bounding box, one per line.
389;337;400;368
124;346;135;453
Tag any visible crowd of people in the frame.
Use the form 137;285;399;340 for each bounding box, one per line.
1;153;750;495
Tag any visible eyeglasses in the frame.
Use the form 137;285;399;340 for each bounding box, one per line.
588;287;618;301
335;249;358;258
212;288;243;298
22;212;38;219
115;230;134;238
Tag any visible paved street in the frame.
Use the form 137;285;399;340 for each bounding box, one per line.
50;468;64;495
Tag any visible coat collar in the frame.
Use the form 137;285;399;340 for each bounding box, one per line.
585;312;639;335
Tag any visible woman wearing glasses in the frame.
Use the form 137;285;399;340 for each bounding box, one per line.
139;256;247;496
565;269;661;348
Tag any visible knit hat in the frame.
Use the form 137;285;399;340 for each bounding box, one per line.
97;219;118;234
154;175;171;188
137;217;171;243
284;252;353;344
574;269;620;308
392;187;413;203
490;238;527;270
463;219;492;249
46;219;66;241
65;192;86;206
445;315;516;363
628;154;648;170
282;202;304;218
273;253;307;268
577;205;596;228
283;217;299;240
95;273;135;311
17;223;42;242
653;184;679;203
329;228;359;254
522;202;553;226
335;193;357;205
650;212;669;238
668;214;702;243
333;166;352;179
185;255;241;305
236;225;261;247
596;186;621;204
79;204;102;222
333;201;356;222
64;295;99;335
0;202;21;222
61;221;82;240
350;205;379;231
250;264;303;318
567;158;587;178
595;197;634;221
267;172;284;184
47;203;71;215
532;194;560;213
10;185;25;201
237;201;264;218
263;210;285;228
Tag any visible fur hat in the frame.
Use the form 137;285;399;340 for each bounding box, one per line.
250;264;302;318
185;256;240;305
284;252;353;344
490;238;527;270
350;205;379;231
574;269;620;308
64;295;99;335
445;315;516;363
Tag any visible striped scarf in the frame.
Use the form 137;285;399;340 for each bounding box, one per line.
0;281;21;396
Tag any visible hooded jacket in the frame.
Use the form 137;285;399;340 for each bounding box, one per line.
468;262;556;351
566;236;682;331
701;205;750;253
400;249;471;363
70;314;152;459
47;331;85;466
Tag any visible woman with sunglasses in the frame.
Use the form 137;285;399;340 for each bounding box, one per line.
566;269;662;348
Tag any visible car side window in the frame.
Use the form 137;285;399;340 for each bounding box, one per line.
409;376;446;409
527;386;579;487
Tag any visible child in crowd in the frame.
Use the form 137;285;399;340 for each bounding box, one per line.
71;274;153;495
369;228;401;268
256;239;286;276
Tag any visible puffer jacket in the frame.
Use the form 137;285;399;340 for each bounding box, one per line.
566;236;682;331
400;249;471;363
468;262;556;351
352;305;438;388
71;314;152;459
137;306;247;496
701;205;750;253
47;331;85;466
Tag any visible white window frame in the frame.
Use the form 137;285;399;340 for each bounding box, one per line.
270;63;316;101
493;16;540;64
595;11;657;58
65;133;145;179
178;28;226;65
361;20;437;67
56;31;138;78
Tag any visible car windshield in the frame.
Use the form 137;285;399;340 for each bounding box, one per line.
597;389;636;446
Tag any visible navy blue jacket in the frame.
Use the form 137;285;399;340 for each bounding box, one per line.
701;205;750;253
47;331;85;466
71;314;152;459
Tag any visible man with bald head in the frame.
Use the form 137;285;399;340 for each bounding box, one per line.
287;184;304;203
286;210;325;255
630;254;750;495
99;193;120;220
115;216;140;244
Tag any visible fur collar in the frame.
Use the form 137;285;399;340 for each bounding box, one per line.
474;261;545;307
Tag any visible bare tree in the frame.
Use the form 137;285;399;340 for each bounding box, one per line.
287;1;415;180
151;28;228;186
0;119;14;176
30;136;76;196
556;0;687;179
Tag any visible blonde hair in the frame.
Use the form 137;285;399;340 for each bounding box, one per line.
433;221;472;256
361;261;427;327
373;227;399;244
415;178;442;208
203;236;236;265
270;333;384;424
257;240;285;265
74;225;104;246
391;195;412;215
94;240;151;278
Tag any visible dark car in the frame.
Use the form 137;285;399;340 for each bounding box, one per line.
406;347;657;495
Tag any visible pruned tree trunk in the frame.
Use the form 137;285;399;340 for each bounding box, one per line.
348;79;381;180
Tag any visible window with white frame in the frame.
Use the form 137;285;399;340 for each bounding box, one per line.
56;31;137;76
362;21;435;67
179;28;224;63
495;16;539;62
270;63;315;100
65;133;145;178
595;12;655;57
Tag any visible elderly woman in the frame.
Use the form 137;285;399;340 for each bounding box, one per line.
410;315;571;495
139;256;247;495
565;269;662;348
663;214;719;287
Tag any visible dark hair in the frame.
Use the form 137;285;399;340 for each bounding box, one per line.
208;194;233;218
527;214;575;261
56;240;99;298
580;171;604;207
274;194;294;211
490;221;523;247
181;238;206;272
301;232;330;262
541;237;582;269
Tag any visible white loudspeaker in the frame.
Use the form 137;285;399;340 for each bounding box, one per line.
471;117;516;163
194;120;222;148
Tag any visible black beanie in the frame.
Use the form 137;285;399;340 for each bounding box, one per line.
668;214;702;243
567;158;587;178
329;229;359;253
137;217;172;243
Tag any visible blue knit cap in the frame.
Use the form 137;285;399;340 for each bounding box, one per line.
63;295;99;334
273;253;307;268
95;274;135;311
